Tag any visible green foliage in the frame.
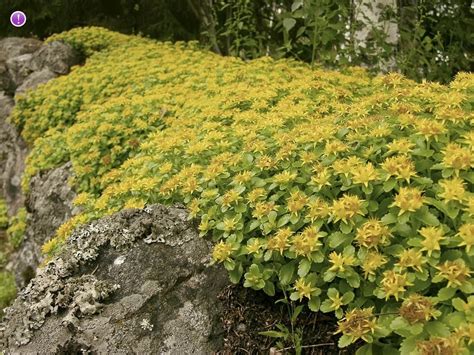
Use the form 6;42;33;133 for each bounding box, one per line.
216;0;267;59
208;0;472;83
276;0;352;66
397;0;474;84
10;27;474;352
260;296;305;354
0;200;12;283
6;208;27;249
46;26;133;56
0;199;8;230
0;272;16;311
0;0;200;41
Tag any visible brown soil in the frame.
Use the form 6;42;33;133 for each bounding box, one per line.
217;285;360;355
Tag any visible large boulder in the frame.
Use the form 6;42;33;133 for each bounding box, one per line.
0;205;229;354
29;41;81;75
0;38;42;62
0;38;42;94
1;39;79;94
6;163;76;288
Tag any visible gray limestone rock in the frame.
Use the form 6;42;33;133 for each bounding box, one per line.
15;68;58;94
0;38;42;62
6;53;34;88
0;93;27;216
1;205;228;354
0;62;14;94
0;91;14;121
6;163;76;288
29;41;81;75
0;37;42;94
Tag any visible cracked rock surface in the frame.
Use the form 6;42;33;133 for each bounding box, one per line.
0;91;26;217
0;38;42;94
1;204;228;354
6;163;76;288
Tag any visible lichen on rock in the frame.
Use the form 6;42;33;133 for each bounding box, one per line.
0;204;228;353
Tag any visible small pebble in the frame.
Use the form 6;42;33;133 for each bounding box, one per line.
237;323;247;332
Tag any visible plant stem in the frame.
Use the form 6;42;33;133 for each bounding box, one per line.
279;342;335;351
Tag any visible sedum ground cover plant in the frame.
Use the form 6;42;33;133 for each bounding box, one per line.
0;199;17;312
9;26;474;354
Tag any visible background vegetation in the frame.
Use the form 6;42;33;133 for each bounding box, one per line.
1;0;472;83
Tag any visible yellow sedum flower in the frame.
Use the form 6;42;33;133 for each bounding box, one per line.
73;192;92;206
310;168;332;189
291;226;323;257
455;323;474;346
252;201;277;219
306;197;330;222
419;226;445;256
246;238;266;254
333;156;362;178
336;307;377;342
299;151;318;165
293;278;318;301
212;241;234;263
436;260;471;288
442;143;474;172
159;162;173;174
198;218;211;234
328;252;356;273
438;177;467;202
324;140;348;156
414;119;446;140
396;249;425;272
355;218;391;249
233;170;253;185
267;227;293;255
381;155;417;182
273;170;297;184
457;223;474;252
187;199;201;218
391;187;424;215
331;194;365;223
351;163;379;187
222;216;238;232
386;138;415;154
361;251;387;278
247;188;266;204
221;189;242;207
463;196;474;217
381;270;412;300
286;190;308;216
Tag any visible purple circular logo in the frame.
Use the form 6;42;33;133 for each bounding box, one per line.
10;11;27;28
